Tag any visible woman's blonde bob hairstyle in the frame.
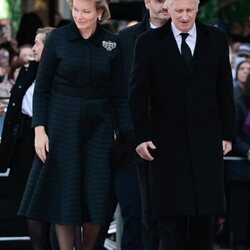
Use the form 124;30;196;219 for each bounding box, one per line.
67;0;111;21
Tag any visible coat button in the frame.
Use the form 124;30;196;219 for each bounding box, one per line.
18;85;22;88
12;103;15;106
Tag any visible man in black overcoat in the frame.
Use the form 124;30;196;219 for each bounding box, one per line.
129;0;236;249
96;2;169;250
118;1;169;249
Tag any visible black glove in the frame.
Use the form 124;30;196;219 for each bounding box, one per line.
110;131;136;169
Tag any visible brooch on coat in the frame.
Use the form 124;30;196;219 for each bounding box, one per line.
102;41;116;51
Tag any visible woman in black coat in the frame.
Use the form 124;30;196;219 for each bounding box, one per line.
0;27;54;250
17;0;133;249
226;59;250;250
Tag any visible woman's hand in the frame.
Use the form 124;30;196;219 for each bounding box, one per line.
35;126;49;163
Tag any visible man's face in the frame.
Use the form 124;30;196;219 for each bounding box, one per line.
237;61;250;84
145;0;169;26
168;0;198;32
32;34;44;62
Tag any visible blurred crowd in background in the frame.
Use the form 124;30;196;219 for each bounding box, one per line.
0;11;249;125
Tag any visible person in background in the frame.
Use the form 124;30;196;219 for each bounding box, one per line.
242;20;250;43
96;2;169;249
0;18;18;66
54;11;63;27
226;60;250;250
234;60;250;95
19;44;34;67
16;12;44;47
0;27;54;250
0;48;10;69
115;1;169;249
18;0;133;249
7;57;26;82
129;0;235;248
0;64;14;132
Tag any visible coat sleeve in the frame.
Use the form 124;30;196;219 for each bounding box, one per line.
216;30;236;142
111;38;133;133
32;30;59;127
129;34;152;145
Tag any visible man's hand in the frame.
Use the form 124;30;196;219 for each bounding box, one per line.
0;102;5;116
222;140;232;155
35;126;49;163
136;141;156;161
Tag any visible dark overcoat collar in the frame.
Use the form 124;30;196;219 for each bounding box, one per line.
158;19;210;77
133;13;151;40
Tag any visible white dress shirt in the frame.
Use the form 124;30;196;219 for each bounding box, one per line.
21;80;35;117
150;22;158;29
171;22;197;56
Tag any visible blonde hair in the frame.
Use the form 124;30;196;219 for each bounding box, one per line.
67;0;111;21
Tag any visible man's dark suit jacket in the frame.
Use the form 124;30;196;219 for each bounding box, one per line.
119;15;150;92
129;19;236;217
119;15;158;227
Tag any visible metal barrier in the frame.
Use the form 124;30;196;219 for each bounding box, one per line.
0;236;30;242
0;168;10;177
223;156;247;161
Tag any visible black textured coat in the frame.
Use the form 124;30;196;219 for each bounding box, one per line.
0;61;38;172
129;20;236;216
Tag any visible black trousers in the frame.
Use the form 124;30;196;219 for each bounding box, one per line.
228;182;250;249
95;164;144;250
159;215;214;250
137;162;160;250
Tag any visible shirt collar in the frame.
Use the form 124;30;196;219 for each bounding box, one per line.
149;22;158;29
171;21;197;38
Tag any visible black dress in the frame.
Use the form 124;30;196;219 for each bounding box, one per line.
18;22;132;225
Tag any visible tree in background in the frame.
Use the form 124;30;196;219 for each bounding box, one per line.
198;0;250;26
1;0;21;35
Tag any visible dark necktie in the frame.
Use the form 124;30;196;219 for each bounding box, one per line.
180;33;192;67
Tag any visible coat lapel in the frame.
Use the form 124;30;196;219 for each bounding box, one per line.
133;14;149;41
188;22;210;77
160;21;188;75
159;20;210;78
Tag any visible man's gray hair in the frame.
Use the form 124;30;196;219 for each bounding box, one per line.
166;0;200;8
36;27;54;44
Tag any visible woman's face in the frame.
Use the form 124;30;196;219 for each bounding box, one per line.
32;34;44;62
72;0;102;34
237;61;250;85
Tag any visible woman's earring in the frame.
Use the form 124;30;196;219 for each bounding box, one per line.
98;16;101;21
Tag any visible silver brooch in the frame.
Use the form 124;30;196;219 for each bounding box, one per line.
102;41;116;51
